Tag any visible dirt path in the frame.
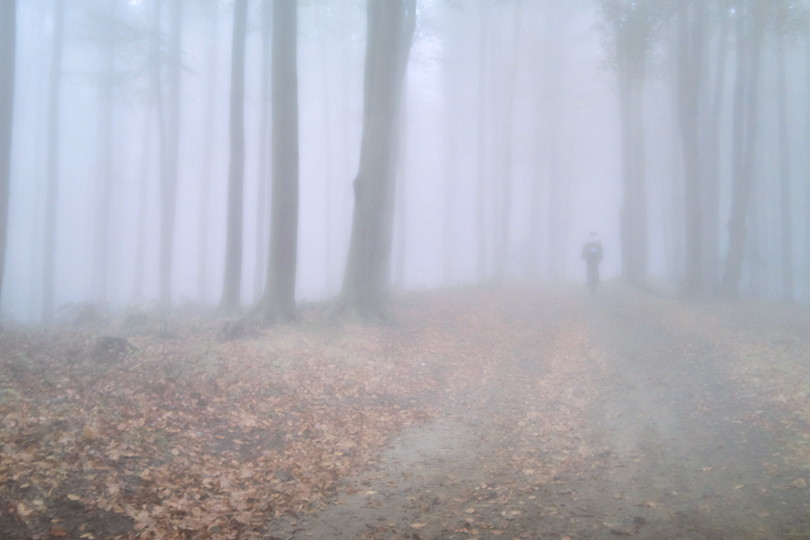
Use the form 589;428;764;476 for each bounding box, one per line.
266;286;810;539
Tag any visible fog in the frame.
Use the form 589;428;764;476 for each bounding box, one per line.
4;3;810;537
2;0;809;322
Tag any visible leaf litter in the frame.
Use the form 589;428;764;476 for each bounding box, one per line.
1;286;809;539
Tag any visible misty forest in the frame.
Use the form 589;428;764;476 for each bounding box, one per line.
1;0;810;538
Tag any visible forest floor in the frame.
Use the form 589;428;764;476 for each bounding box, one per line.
1;284;809;539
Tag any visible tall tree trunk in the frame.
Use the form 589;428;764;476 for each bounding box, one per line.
260;0;299;321
0;0;15;312
393;75;408;289
198;0;219;303
619;68;648;286
442;22;459;285
495;2;521;279
806;32;810;294
134;107;151;301
677;0;705;296
339;0;416;317
254;0;271;300
776;12;793;302
95;1;117;305
544;6;564;282
317;1;335;295
220;0;248;312
151;0;169;304
722;0;763;298
42;0;64;323
703;0;729;293
159;0;182;306
475;2;490;281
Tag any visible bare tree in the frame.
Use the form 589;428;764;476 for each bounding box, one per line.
150;0;168;303
676;0;706;296
722;0;765;298
0;0;15;312
599;0;669;287
339;0;416;317
42;0;64;323
494;2;521;279
259;0;299;321
775;5;792;302
220;0;249;312
475;1;491;281
772;1;803;302
253;0;272;300
94;0;118;304
198;0;220;303
158;0;183;306
702;0;731;293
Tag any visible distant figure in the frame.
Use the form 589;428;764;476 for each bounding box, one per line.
582;232;603;295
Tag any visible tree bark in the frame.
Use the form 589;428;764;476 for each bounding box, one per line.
253;0;271;301
42;0;64;323
702;0;729;294
677;0;705;296
134;105;151;301
151;0;169;304
475;2;490;281
722;0;764;298
601;0;664;288
806;30;810;293
95;1;117;305
775;10;793;302
495;2;521;279
198;0;219;304
317;1;335;295
618;68;648;286
339;0;416;317
260;0;299;321
220;0;248;312
159;0;182;306
393;75;408;289
0;0;15;312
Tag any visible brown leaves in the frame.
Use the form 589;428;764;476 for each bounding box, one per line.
0;311;443;538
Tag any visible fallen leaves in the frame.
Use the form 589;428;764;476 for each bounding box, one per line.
0;311;439;538
2;287;809;539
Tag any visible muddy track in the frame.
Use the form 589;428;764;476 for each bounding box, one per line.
265;286;810;539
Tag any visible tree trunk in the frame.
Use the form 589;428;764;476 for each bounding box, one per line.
677;0;705;296
220;0;248;312
393;75;408;289
339;0;416;317
776;13;793;302
151;0;169;304
317;1;335;295
95;1;116;305
260;0;299;321
134;106;151;301
495;3;521;279
702;0;729;294
441;19;459;285
198;0;219;303
159;0;182;306
475;2;490;281
806;32;810;295
253;0;271;301
42;0;64;323
619;68;648;286
544;7;564;282
722;0;763;298
0;0;15;311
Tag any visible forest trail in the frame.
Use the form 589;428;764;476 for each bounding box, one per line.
267;285;810;539
2;286;810;539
